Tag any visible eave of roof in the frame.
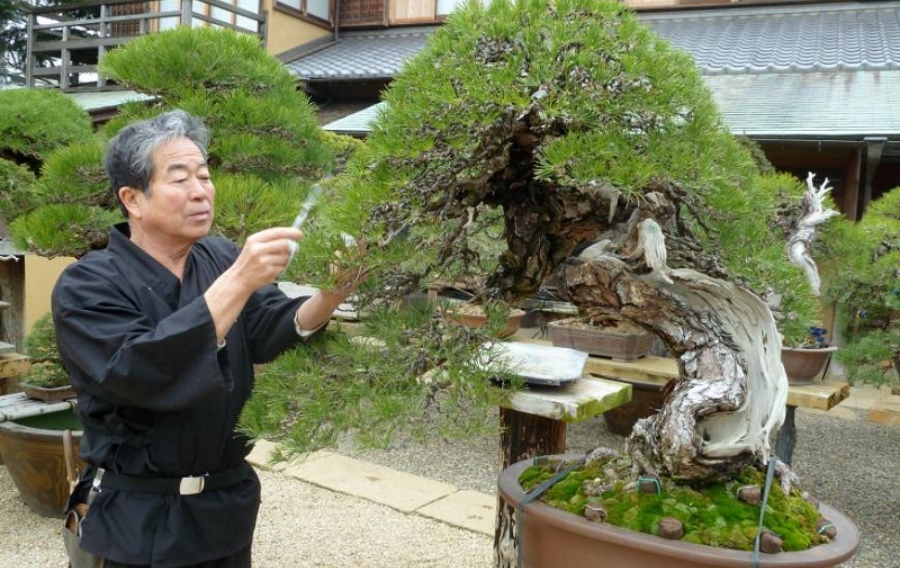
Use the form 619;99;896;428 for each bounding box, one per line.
66;90;156;112
708;70;900;138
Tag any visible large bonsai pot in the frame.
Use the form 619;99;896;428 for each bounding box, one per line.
781;346;838;385
0;407;83;518
498;454;859;568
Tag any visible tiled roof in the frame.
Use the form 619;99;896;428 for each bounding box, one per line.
285;26;436;81
641;1;900;75
286;2;900;81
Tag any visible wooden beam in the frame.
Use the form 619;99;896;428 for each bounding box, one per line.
868;394;900;427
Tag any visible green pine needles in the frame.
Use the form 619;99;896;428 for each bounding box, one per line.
825;186;900;386
238;302;522;459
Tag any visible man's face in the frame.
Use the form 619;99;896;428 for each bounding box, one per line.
128;136;215;247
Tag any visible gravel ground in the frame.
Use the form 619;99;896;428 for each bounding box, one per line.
0;466;491;568
1;404;896;567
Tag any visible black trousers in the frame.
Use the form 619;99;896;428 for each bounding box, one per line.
100;545;252;568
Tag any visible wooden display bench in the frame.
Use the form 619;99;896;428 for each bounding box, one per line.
493;368;631;568
0;351;30;395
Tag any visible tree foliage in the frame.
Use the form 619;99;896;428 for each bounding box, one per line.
100;27;332;183
288;0;820;342
5;27;340;256
0;88;93;170
824;187;900;386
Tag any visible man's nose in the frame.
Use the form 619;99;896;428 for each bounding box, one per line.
188;179;209;198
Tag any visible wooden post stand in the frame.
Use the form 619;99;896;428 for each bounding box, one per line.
493;377;631;568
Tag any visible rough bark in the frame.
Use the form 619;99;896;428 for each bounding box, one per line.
554;226;788;481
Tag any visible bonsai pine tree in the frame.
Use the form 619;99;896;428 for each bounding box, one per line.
5;26;351;257
824;186;900;389
282;0;825;486
0;88;99;245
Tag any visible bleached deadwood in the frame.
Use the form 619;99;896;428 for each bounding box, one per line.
557;250;787;482
787;173;840;295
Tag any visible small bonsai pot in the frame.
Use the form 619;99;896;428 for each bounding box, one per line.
781;346;838;385
21;382;77;402
445;305;527;338
548;318;654;362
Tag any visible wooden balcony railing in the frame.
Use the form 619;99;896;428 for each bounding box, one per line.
22;0;268;91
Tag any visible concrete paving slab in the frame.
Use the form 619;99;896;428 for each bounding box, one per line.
417;489;497;536
868;394;900;426
842;384;892;410
246;441;332;472
282;451;458;512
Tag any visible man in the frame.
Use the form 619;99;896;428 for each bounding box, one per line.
52;110;364;568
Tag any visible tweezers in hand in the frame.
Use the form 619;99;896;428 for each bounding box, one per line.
286;184;325;266
291;184;325;230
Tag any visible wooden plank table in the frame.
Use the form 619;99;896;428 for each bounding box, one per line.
0;391;76;423
867;394;900;427
499;376;631;467
494;374;631;568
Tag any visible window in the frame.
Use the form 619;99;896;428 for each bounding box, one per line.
277;0;332;23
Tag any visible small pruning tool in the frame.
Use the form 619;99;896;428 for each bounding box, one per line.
286;183;325;265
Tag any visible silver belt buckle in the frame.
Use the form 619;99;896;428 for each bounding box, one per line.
179;475;206;495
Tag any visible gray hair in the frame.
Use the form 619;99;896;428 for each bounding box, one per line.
105;109;211;216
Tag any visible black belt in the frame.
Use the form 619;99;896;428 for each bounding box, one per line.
95;461;249;496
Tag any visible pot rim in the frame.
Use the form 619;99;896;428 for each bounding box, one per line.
498;453;860;568
780;346;839;354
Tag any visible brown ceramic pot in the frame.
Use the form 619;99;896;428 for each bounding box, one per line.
498;454;859;568
781;346;838;385
446;307;526;338
21;382;77;402
0;408;83;518
548;319;655;362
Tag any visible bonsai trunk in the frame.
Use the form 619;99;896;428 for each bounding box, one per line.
555;239;788;482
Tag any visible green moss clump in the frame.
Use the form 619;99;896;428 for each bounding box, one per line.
520;458;826;552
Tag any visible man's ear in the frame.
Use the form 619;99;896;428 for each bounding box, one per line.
118;187;143;217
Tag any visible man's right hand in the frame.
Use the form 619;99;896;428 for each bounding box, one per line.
204;227;301;343
229;227;302;293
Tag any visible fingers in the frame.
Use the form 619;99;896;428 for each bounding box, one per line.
233;227;303;290
245;227;302;245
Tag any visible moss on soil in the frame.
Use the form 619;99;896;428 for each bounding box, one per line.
519;456;828;552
